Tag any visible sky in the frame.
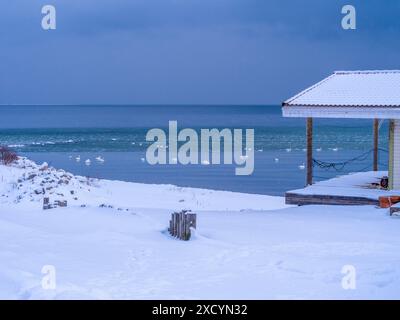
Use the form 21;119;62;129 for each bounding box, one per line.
1;0;400;105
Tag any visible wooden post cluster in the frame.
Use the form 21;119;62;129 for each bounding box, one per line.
43;197;67;210
169;210;197;241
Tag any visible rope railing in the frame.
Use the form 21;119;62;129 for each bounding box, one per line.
313;148;388;172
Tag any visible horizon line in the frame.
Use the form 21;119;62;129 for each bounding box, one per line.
0;103;280;107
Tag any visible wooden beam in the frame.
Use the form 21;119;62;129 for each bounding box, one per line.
306;117;313;186
373;119;379;171
389;120;395;189
285;192;379;206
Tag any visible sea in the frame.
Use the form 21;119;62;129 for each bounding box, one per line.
0;105;389;196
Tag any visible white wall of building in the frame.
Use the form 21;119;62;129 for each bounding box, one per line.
390;120;400;189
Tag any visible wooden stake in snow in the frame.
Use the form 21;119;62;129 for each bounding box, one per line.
43;197;50;210
168;210;196;241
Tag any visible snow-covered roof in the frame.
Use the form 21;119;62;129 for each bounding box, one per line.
282;70;400;119
283;70;400;108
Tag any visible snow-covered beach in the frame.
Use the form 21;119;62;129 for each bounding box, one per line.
0;158;399;299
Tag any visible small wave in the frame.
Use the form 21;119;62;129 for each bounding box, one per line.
8;144;25;148
31;141;57;146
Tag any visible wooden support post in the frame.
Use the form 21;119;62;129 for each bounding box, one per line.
389;120;395;190
173;212;178;237
178;212;182;238
180;211;185;240
373;119;379;171
306;117;313;186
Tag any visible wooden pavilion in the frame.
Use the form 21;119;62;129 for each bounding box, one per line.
282;70;400;205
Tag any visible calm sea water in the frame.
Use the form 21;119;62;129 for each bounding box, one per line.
0;105;389;195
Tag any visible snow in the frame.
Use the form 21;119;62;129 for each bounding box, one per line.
1;158;400;299
0;157;285;212
284;70;400;107
288;171;400;200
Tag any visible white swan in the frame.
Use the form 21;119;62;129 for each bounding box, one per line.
95;156;105;163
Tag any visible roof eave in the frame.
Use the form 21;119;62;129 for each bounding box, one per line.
283;104;400;108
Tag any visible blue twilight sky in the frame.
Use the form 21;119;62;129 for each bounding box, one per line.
1;0;400;105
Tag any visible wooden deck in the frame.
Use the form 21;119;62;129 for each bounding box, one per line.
285;171;393;206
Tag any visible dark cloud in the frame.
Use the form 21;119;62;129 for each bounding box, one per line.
1;0;400;104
